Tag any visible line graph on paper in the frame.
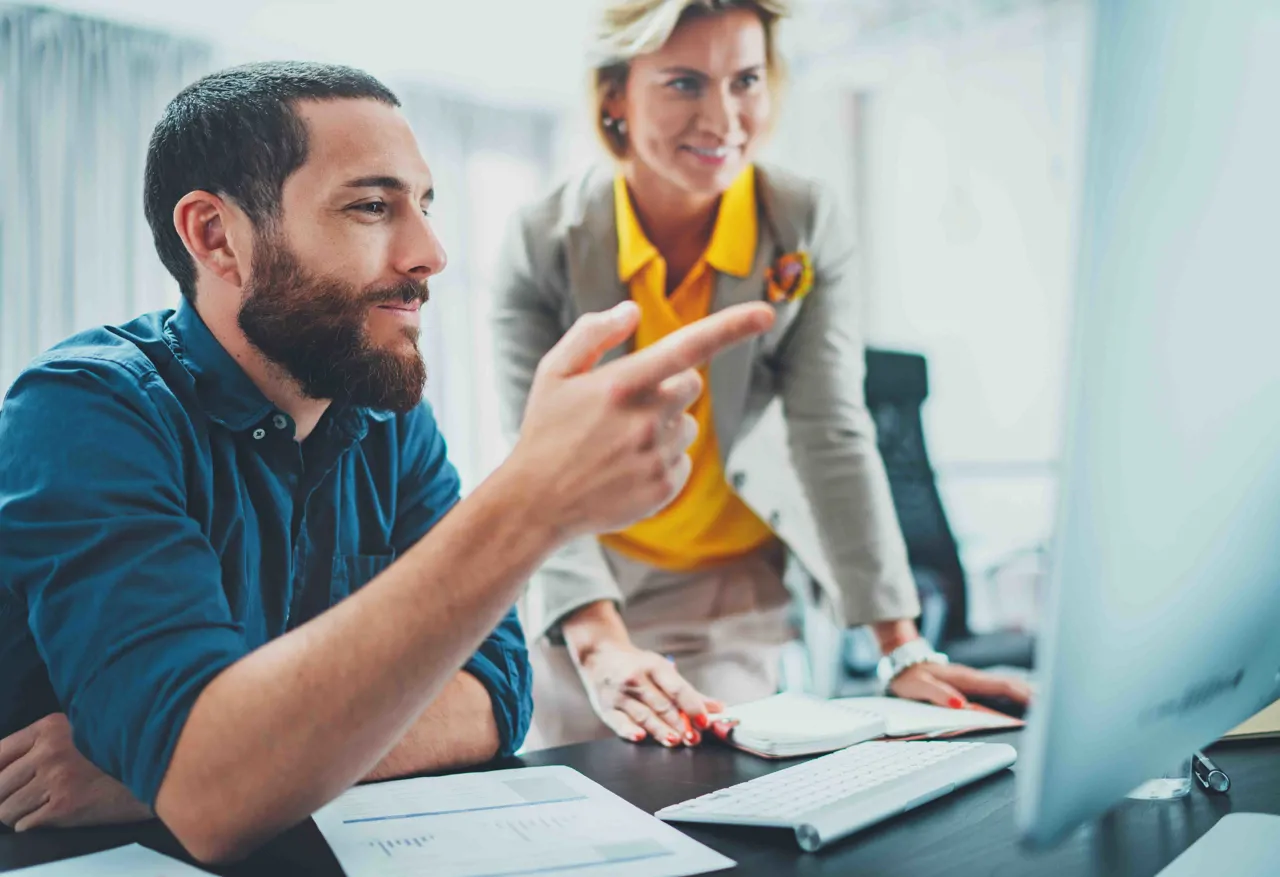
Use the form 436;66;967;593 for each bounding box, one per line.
367;811;579;858
314;766;734;877
372;834;433;857
356;802;673;876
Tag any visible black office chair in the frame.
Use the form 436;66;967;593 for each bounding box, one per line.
846;349;1035;674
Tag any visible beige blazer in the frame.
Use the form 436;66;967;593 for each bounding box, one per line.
491;163;921;643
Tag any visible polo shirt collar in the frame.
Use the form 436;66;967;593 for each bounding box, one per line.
613;165;758;283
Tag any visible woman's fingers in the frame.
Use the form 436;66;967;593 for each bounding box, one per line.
601;710;648;744
649;661;712;731
890;665;968;709
934;664;1034;704
618;698;685;747
627;674;697;744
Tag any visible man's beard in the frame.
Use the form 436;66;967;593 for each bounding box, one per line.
237;234;428;413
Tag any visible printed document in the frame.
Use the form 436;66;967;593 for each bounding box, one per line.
4;844;212;876
313;765;735;877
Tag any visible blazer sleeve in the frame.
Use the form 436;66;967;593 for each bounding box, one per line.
774;185;922;626
490;206;622;644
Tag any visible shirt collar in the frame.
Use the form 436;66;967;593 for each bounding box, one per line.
614;174;659;283
164;298;275;432
613;165;758;283
163;298;396;433
704;165;758;279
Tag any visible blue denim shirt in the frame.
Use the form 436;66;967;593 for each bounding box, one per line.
0;301;531;806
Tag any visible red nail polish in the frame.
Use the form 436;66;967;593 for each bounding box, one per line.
948;696;967;710
667;733;681;746
693;714;710;730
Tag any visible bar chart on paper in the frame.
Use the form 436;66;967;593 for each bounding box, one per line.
312;765;734;877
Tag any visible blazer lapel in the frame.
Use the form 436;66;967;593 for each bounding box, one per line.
709;217;775;454
565;171;633;366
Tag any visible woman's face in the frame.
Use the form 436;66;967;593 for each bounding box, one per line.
613;8;772;198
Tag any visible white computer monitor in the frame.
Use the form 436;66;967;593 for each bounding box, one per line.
1015;0;1280;848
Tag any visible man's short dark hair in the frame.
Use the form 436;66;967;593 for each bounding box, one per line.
144;61;401;301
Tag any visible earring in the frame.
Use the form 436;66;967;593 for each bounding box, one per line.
603;114;628;140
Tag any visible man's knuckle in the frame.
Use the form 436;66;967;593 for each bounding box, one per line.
632;418;657;451
659;468;683;496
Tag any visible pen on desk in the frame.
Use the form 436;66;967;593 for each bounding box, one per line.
1192;750;1230;793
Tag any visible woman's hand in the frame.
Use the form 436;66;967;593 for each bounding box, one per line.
889;662;1032;709
575;641;723;746
874;620;1032;709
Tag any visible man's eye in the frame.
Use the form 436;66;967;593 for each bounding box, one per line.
353;201;387;215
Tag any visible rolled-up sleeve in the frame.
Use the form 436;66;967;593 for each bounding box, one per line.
460;607;531;756
0;359;247;806
389;402;533;755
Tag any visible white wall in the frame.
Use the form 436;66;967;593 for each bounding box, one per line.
787;1;1095;630
37;0;595;109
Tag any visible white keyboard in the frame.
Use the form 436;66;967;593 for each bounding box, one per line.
657;741;1016;851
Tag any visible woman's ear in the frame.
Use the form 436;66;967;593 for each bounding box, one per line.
172;191;249;290
602;81;627;126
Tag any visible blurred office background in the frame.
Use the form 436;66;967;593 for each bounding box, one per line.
0;0;1093;639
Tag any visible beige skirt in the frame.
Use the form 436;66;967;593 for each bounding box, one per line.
523;540;796;751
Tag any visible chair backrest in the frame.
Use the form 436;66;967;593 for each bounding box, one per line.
864;349;970;643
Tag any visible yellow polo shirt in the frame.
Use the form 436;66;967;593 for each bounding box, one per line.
598;167;775;571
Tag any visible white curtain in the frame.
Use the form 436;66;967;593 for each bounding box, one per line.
0;6;558;494
396;87;557;492
0;5;211;394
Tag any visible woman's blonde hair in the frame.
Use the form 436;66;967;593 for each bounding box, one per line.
589;0;792;159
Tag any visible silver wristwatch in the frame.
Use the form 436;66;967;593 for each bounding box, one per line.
876;638;949;689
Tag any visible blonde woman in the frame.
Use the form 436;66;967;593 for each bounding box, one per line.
493;0;1031;750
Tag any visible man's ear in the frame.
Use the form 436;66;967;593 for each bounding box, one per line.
173;191;251;289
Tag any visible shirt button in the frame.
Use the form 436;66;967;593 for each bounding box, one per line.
252;428;266;440
272;414;289;430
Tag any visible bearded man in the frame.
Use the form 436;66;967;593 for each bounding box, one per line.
0;61;772;863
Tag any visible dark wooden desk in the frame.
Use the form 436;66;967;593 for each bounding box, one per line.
2;733;1277;875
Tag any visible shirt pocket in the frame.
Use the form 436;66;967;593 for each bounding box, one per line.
331;552;396;602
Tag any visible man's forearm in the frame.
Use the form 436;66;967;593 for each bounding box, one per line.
155;464;555;863
364;671;500;781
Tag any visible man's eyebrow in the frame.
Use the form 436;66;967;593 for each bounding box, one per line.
342;176;434;201
343;175;409;192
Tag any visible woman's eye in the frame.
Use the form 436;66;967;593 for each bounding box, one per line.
735;73;761;90
669;76;701;95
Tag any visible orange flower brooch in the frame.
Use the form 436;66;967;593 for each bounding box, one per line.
765;251;814;304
